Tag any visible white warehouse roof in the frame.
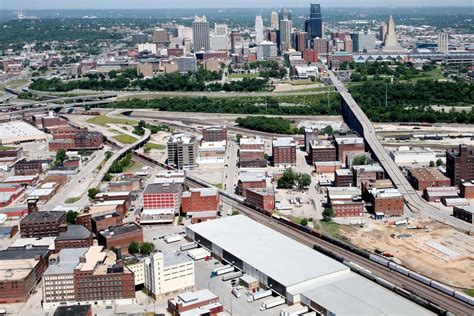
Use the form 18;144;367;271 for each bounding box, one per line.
187;215;348;287
0;121;47;145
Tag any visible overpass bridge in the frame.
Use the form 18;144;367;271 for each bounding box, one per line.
329;70;472;232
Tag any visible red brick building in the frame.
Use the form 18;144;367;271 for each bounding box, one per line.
168;289;223;316
335;169;353;187
308;140;337;164
143;182;183;214
408;167;451;191
446;144;474;186
272;137;297;167
49;130;103;152
20;211;66;238
423;186;458;202
331;200;365;217
303;49;319;63
202;125;227;142
460;182;474;199
54;225;93;253
367;188;404;216
239;137;266;168
335;137;365;165
98;222;143;254
14;160;43;176
181;188;219;214
245;188;275;212
236;173;267;196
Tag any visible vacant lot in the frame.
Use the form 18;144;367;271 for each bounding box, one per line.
112;134;138;144
87;115;137;127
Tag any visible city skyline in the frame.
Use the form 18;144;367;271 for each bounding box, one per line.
3;0;473;10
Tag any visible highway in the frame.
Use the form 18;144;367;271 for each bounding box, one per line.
328;70;473;233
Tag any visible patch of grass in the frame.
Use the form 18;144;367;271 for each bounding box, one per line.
319;220;340;237
144;142;165;151
87;115;137;127
112;134;138;144
464;289;474;297
229;73;258;79
64;196;81;204
212;183;223;189
0;145;14;151
7;79;28;89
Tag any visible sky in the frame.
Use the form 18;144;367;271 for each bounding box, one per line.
2;0;473;10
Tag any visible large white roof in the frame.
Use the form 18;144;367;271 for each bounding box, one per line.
0;121;47;144
187;215;348;287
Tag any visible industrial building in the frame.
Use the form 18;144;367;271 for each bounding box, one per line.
272;137;297;167
453;205;473;224
167;133;198;170
0;121;48;145
186;216;432;315
54;224;93;253
408;167;451;191
201;125;227;142
98;223;143;254
167;289;223;316
181;188;219;214
239;137;266;168
335;137;365;165
390;147;436;166
20;211;66;238
446;144;474;186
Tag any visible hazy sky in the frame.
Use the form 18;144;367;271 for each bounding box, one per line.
3;0;473;10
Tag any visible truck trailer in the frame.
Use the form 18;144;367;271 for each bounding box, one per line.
247;289;272;302
259;297;285;311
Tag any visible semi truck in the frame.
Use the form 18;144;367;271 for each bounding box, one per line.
222;271;243;281
247;289;272;302
280;304;308;316
259;297;285;311
180;242;197;251
164;234;181;243
210;266;234;277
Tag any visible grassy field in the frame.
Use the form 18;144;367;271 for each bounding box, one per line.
0;145;14;151
6;79;28;89
212;183;223;189
144;142;165;151
464;289;474;297
64;196;81;204
318;220;340;237
228;73;259;79
87;115;137;127
113;134;138;144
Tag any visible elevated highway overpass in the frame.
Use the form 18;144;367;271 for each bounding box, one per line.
329;70;472;232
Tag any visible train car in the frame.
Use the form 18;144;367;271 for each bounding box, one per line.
430;281;455;296
454;291;474;306
369;254;390;267
408;271;431;286
374;276;395;291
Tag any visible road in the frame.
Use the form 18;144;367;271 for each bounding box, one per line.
328;70;473;233
222;140;239;194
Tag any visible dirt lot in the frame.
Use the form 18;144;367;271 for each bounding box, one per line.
341;218;474;289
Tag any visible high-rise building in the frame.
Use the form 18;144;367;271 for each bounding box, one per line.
307;3;323;39
350;31;376;52
257;41;278;60
174;56;197;73
278;7;292;24
230;30;241;54
437;32;449;53
214;23;227;36
167;133;198;170
343;35;353;52
295;31;308;52
446;144;474;186
271;11;279;30
313;37;331;55
378;22;387;41
132;33;148;45
192;16;210;51
210;34;227;51
255;15;264;43
279;19;292;52
153;28;170;47
383;16;399;51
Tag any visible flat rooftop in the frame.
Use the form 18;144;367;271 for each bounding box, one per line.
273;137;296;147
44;248;89;276
0;121;47;143
56;225;92;241
168;133;195;144
187;215;348;287
99;222;142;238
163;251;193;266
370;188;403;199
302;272;433;316
144;182;182;194
182;188;218;198
240;137;264;145
335;137;364;145
409;167;449;182
20;211;65;224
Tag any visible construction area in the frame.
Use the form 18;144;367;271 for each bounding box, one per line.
341;218;474;289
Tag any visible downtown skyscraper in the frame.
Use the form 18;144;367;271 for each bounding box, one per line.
306;3;323;39
192;16;210;51
255;15;264;43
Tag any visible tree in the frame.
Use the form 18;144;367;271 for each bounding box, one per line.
105;151;113;160
55;148;67;164
300;218;309;226
322;208;334;222
236;133;243;143
103;173;112;181
140;242;155;255
66;210;78;224
429;161;436;167
88;188;100;199
128;241;140;254
436;159;444;167
277;168;297;189
296;173;312;190
322;125;334;136
352;155;371;166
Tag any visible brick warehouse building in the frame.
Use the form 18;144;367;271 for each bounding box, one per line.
308;140;337;164
202;125;227;142
98;222;143;254
460;182;474;199
407;167;451;191
335;137;365;165
236;172;267;196
367;188;404;216
49;130;103;152
272;137;297;167
245;188;275;212
446;144;474;186
181;188;219;214
143;182;183;214
20;211;66;238
239;137;266;168
14;160;43;176
54;225;93;253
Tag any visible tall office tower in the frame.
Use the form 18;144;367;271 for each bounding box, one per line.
383;15;399;51
230;30;241;54
192;15;210;51
295;31;308;52
278;7;292;23
437;32;449;53
378;22;387;41
153;28;170;47
307;3;323;39
268;30;278;43
343;35;353;52
257;41;278;60
132;33;148;45
167;133;198;170
271;11;279;30
255;15;264;43
279;19;292;52
214;23;228;36
313;37;330;55
351;31;376;52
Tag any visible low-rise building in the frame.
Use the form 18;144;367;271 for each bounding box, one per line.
335;169;353;187
143;182;183;221
54;225;93;253
352;164;384;188
272;137;297;167
390;147;436;167
202;125;227;142
453;205;473;224
335;137;365;165
408;167;451;191
168;289;223;316
367;188;404;216
327;187;364;218
197;141;226;164
308;140;337;164
181;188;219;214
423;186;458;203
0;121;48;145
144;251;195;299
245;188;275;212
460;181;474;199
0;183;25;207
314;161;344;174
98;223;143;254
14;159;43;176
239;137;266;168
236;172;267;196
20;211;66;238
